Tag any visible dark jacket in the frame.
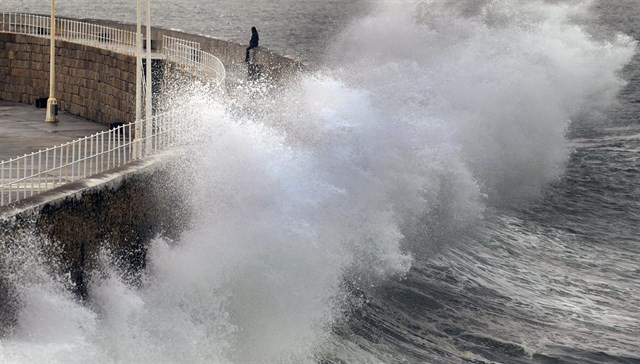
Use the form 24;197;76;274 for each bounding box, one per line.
249;28;259;48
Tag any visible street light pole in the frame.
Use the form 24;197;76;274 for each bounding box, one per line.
45;0;58;123
145;0;152;155
134;0;143;158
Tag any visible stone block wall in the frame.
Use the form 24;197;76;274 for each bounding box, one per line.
0;33;136;124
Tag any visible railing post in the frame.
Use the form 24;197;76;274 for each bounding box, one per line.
8;159;12;204
1;160;4;206
71;142;75;182
23;155;27;199
107;129;112;169
83;137;88;178
45;149;49;190
30;153;34;197
38;152;42;194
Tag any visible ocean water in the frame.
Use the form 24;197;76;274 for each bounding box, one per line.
0;0;639;363
1;0;371;61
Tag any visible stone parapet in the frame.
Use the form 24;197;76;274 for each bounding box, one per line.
0;32;136;124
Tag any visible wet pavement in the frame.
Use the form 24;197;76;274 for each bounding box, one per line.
0;100;108;162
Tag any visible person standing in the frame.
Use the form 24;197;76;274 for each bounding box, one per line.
245;26;259;63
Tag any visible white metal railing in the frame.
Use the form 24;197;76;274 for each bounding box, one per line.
0;113;184;207
0;12;137;55
163;35;200;61
0;13;227;84
163;35;226;85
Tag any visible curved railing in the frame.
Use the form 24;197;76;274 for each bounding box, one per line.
0;12;138;55
162;35;226;85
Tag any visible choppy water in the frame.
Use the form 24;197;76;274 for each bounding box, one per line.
1;1;639;363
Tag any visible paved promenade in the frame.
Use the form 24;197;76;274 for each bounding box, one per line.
0;100;108;162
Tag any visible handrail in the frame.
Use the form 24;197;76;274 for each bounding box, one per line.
162;35;226;85
0;112;183;207
0;12;138;55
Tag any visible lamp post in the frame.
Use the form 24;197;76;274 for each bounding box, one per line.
45;0;58;123
134;0;143;158
145;0;152;155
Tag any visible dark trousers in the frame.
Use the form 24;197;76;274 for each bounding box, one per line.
245;45;257;62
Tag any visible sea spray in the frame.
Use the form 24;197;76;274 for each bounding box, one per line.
327;0;636;202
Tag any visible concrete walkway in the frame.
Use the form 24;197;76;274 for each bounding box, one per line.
0;100;108;162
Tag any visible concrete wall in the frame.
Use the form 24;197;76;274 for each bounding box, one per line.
0;32;136;124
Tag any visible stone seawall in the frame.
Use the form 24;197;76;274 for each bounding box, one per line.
0;156;188;302
0;158;188;335
0;32;136;124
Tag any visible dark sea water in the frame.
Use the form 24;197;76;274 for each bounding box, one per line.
1;0;371;61
333;2;639;362
0;1;638;363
